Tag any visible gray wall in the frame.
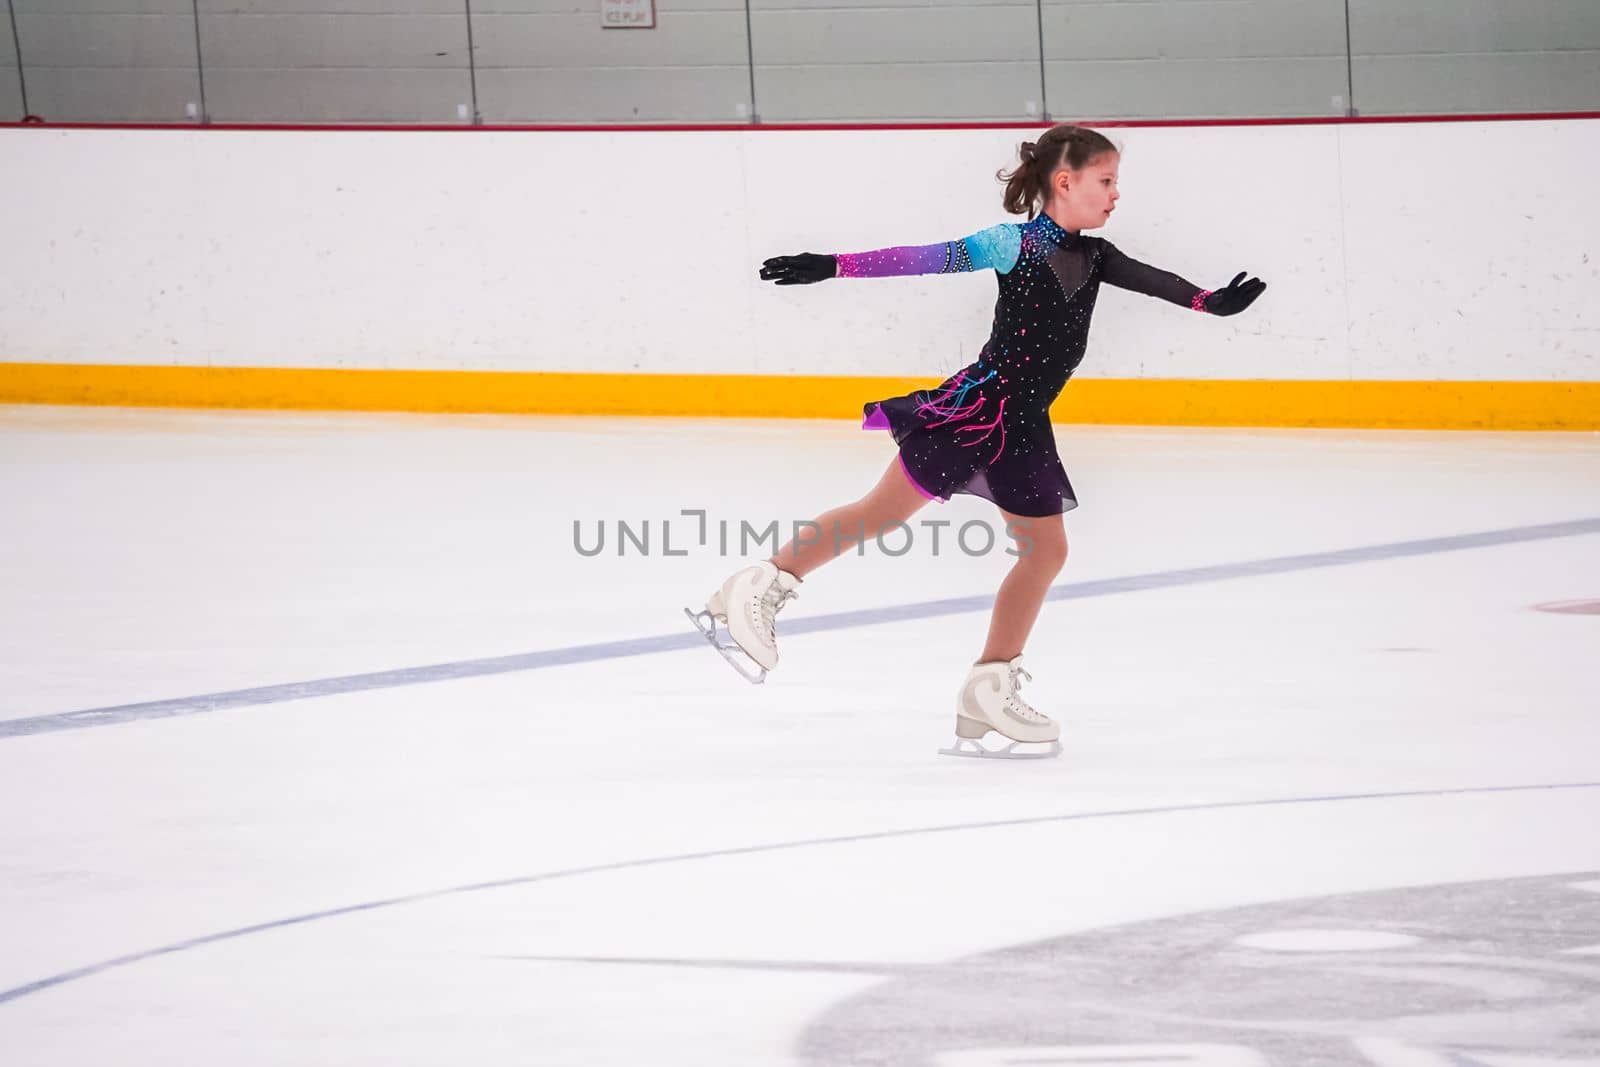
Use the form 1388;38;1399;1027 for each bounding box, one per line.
3;1;24;120
1042;0;1352;120
12;0;202;123
198;0;472;124
1351;0;1600;115
751;0;1042;122
4;0;1599;124
476;0;752;123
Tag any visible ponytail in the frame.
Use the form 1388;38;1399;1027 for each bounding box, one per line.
997;124;1119;218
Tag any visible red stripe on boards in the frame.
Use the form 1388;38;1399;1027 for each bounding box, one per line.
6;112;1600;134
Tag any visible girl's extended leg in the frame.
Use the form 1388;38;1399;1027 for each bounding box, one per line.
769;457;931;580
980;509;1068;662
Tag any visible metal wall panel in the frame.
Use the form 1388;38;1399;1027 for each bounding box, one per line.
197;2;471;123
13;0;201;122
1349;0;1600;115
1042;0;1352;120
751;0;1042;121
474;0;753;123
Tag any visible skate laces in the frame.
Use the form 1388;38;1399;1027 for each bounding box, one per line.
757;582;798;646
1006;664;1046;722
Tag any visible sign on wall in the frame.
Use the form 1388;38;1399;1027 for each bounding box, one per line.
601;0;656;29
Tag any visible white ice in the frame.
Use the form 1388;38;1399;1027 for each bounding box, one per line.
1;405;1598;1066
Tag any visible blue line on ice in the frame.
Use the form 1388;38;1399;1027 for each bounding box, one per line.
3;516;1596;740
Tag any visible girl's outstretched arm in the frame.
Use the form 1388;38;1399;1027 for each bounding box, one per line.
759;224;1022;285
1098;241;1203;307
1100;241;1266;315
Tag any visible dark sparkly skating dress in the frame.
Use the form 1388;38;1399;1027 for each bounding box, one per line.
846;212;1210;517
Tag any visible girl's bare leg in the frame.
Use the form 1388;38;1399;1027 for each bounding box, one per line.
769;458;931;580
979;509;1068;662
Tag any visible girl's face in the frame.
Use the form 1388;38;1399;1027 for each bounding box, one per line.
1048;152;1121;230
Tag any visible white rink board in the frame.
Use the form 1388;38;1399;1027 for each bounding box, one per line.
0;121;1597;380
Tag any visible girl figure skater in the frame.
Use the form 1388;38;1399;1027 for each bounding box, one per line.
687;124;1266;758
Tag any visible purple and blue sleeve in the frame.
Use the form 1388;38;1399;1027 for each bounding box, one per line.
835;223;1022;279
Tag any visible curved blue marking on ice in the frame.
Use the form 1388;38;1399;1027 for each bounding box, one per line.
1;779;1597;1007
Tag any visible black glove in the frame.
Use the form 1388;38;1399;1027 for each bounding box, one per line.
1202;272;1266;316
759;253;837;285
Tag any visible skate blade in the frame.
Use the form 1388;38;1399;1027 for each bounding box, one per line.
939;736;1062;760
684;607;768;685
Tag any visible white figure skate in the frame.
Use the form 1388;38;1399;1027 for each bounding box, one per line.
684;560;802;684
939;655;1062;759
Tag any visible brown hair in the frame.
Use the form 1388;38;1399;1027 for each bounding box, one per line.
998;124;1119;218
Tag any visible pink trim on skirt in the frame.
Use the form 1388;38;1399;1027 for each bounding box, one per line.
862;403;943;503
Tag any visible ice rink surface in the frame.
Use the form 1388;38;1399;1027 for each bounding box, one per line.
2;404;1598;1066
